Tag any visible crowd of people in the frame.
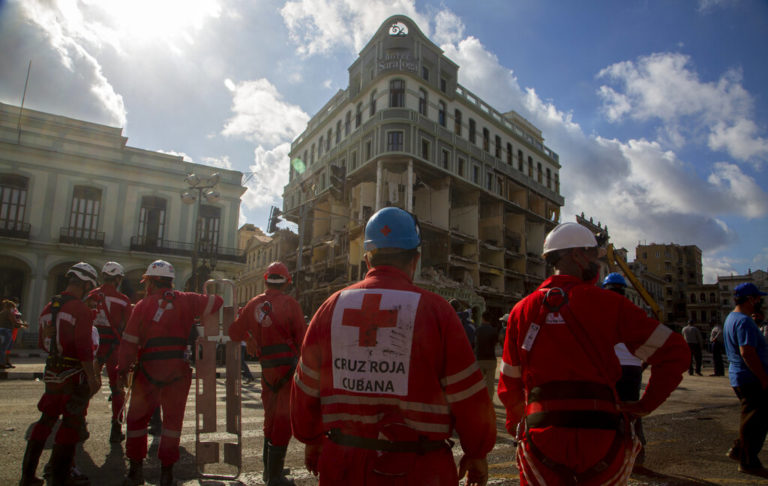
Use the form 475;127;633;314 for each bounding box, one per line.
13;210;768;485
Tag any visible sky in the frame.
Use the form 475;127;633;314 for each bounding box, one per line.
1;0;766;283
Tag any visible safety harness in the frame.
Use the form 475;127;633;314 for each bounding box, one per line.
255;299;298;393
94;293;121;364
327;428;453;454
517;286;631;484
137;291;190;387
43;294;83;384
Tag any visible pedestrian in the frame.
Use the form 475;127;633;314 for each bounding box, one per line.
228;261;306;486
497;222;689;485
19;262;102;486
710;321;726;377
450;298;476;348
88;261;132;443
240;342;255;384
118;260;223;486
0;298;22;368
723;282;768;477
475;311;499;399
682;320;704;376
602;272;648;466
291;207;496;486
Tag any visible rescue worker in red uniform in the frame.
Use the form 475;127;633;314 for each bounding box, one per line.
291;207;496;486
118;260;223;486
497;222;690;485
228;261;306;486
19;262;102;486
89;261;132;443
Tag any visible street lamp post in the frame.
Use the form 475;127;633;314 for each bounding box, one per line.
181;172;220;291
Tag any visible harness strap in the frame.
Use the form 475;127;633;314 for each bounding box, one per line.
264;362;297;393
528;381;615;403
138;362;184;388
524;416;627;484
327;428;453;454
47;294;77;357
140;350;186;361
144;336;187;348
526;410;621;430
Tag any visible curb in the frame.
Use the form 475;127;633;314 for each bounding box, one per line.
0;371;44;380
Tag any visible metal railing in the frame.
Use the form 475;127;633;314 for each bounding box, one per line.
59;227;105;247
0;221;30;239
129;236;245;263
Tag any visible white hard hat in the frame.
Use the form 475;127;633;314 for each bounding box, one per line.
66;262;99;287
542;222;598;256
142;260;175;281
102;261;125;277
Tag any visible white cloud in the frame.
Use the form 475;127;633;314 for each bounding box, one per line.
597;52;767;162
280;0;428;55
201;155;233;170
221;78;310;146
242;143;292;209
432;10;464;45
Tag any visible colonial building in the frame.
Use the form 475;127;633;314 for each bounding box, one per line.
717;269;768;320
235;226;298;307
281;15;563;316
0;102;245;340
687;283;722;334
635;243;702;324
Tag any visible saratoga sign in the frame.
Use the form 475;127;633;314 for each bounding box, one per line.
378;53;419;74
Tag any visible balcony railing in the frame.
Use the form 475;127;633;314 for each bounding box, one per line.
0;221;30;239
130;236;245;263
60;227;105;247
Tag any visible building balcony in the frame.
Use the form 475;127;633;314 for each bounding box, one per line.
0;221;30;239
130;236;245;263
59;227;104;247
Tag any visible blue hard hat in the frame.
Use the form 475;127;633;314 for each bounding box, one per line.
363;207;421;251
602;272;627;288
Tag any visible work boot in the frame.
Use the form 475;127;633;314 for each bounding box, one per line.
123;460;144;486
110;421;125;443
48;444;76;486
159;464;174;486
266;444;295;486
68;464;90;486
18;439;45;486
262;439;270;482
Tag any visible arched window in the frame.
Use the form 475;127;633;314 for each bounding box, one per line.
355;103;362;128
345;111;351;135
469;119;476;144
369;90;377;116
454;109;462;135
438;101;446;127
336;121;341;143
0;174;28;235
65;185;102;244
389;80;405;108
482;128;489;151
138;196;167;248
418;88;427;115
518;150;523;171
506;143;512;165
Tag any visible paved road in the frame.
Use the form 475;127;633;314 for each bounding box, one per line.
1;360;767;485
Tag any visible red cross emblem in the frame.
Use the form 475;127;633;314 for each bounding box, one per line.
380;225;391;236
341;293;398;347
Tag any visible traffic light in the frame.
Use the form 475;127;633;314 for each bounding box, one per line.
330;165;346;200
267;206;282;233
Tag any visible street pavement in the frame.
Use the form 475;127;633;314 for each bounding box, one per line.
1;352;767;485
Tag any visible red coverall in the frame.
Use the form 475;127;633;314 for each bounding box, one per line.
497;275;690;485
32;292;95;445
291;265;497;485
229;289;306;446
92;284;132;422
118;289;222;466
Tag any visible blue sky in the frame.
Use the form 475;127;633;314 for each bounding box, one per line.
1;0;766;283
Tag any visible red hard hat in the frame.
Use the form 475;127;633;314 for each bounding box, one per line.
264;261;291;284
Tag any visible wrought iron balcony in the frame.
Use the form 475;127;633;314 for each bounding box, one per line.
0;221;30;239
59;227;105;247
130;236;245;263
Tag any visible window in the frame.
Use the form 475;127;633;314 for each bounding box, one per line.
454;110;462;135
389;80;405;108
326;129;331;151
458;157;465;177
495;135;501;158
67;186;102;241
422;66;429;81
469;119;476;143
421;139;430;160
438;101;446;127
351;151;358;170
528;156;533;177
497;175;503;195
387;131;404;151
355;103;362;128
0;174;28;234
554;174;560;193
418;88;427;115
482;128;490;151
517;150;523;171
440;77;447;93
345;111;351;136
318;136;324;156
506;143;513;165
370;90;377;116
310;144;315;165
138;196;166;247
537;162;542;183
199;205;221;255
441;150;449;169
366;140;372;159
472;166;479;184
486;172;493;190
336;121;341;144
546;168;551;188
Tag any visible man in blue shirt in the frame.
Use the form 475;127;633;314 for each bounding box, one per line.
724;282;768;477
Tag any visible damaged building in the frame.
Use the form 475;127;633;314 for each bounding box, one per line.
281;15;563;318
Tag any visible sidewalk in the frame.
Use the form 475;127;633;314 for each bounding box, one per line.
0;350;45;380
